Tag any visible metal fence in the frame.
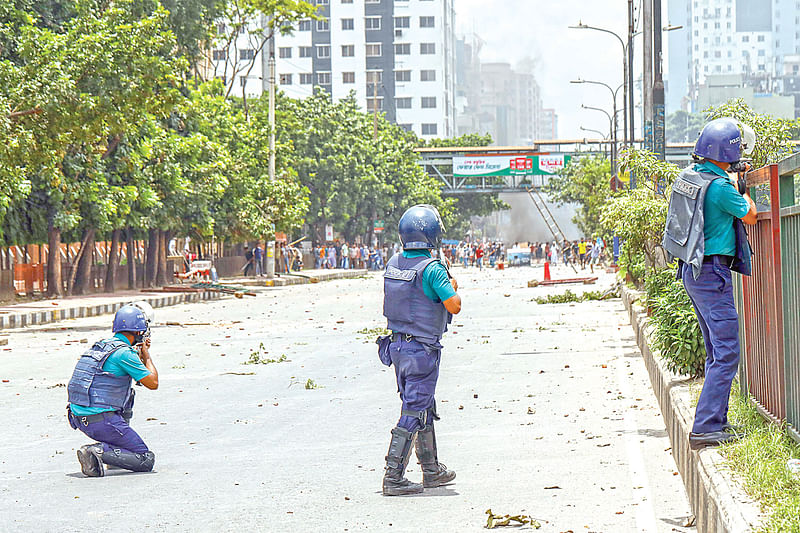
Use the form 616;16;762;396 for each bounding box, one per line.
734;154;799;442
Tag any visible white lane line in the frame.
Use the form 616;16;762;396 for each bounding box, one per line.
612;311;659;533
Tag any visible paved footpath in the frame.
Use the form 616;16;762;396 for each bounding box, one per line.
0;264;693;532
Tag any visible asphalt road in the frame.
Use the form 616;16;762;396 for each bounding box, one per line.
0;263;693;532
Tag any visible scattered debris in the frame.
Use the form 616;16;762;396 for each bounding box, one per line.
304;379;319;390
243;343;290;365
485;509;541;529
356;326;390;338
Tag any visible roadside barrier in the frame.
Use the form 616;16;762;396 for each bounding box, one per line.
733;153;800;443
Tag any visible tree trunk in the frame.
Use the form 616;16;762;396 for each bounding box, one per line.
156;230;169;286
46;224;63;298
105;229;121;292
126;228;136;289
70;228;95;295
145;228;159;287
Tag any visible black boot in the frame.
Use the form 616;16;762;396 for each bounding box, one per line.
415;423;456;488
383;427;423;496
101;448;156;472
77;444;105;478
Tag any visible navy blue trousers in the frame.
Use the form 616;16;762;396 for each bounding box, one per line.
70;411;150;455
681;260;741;433
389;338;440;432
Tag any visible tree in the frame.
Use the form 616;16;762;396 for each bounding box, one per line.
545;154;612;237
665;110;706;143
8;0;185;296
420;132;493;148
214;0;316;104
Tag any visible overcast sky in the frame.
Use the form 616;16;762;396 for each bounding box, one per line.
455;0;645;140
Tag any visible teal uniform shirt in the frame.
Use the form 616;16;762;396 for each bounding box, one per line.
695;162;751;257
69;333;151;416
402;250;456;303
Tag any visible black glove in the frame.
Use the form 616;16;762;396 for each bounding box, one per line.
737;174;748;195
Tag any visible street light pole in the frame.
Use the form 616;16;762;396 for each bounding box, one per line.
572;79;622;176
581;104;616;175
569;21;633;148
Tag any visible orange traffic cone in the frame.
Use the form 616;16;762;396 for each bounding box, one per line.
543;261;551;281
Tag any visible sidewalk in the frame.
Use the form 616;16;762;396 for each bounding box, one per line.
0;289;223;331
620;285;764;532
0;269;368;331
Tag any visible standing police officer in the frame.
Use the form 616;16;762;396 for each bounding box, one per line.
67;304;159;476
378;205;462;496
663;118;757;450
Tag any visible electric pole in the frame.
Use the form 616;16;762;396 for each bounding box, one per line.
643;0;654;152
627;0;636;188
265;16;276;279
372;80;379;140
653;0;666;160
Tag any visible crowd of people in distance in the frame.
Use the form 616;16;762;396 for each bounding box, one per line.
526;237;607;272
440;242;505;270
238;235;607;277
313;241;388;271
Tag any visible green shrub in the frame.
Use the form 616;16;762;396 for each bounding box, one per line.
644;265;677;308
648;275;706;377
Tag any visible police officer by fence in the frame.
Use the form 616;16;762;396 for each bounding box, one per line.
377;205;462;496
663;118;758;450
66;304;159;476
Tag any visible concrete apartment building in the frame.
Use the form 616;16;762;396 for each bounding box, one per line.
456;61;552;146
210;0;457;139
667;0;799;117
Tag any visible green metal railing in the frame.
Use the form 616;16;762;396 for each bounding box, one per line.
733;154;800;442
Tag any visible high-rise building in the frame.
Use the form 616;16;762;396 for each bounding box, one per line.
210;0;457;139
539;109;558;140
466;61;548;146
666;0;800;115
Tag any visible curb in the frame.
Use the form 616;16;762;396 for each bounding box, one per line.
223;269;368;287
620;286;763;533
0;291;223;332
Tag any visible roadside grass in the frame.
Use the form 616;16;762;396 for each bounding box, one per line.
720;390;800;533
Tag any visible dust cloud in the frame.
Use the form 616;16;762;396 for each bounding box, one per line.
471;192;581;243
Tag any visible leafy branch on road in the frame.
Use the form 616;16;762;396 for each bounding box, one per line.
531;287;619;304
242;342;289;365
485;509;541;529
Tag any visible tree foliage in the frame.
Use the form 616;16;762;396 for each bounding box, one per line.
546;154;612;237
0;0;506;297
665;110;706;143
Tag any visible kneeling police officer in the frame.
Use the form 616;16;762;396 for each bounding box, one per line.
378;205;462;496
663;118;757;450
66;304;159;476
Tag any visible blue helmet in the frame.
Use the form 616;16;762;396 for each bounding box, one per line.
694;118;742;163
398;205;444;250
112;305;148;334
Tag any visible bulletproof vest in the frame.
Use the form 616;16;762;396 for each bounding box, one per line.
663;166;752;279
67;338;133;411
383;254;451;343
